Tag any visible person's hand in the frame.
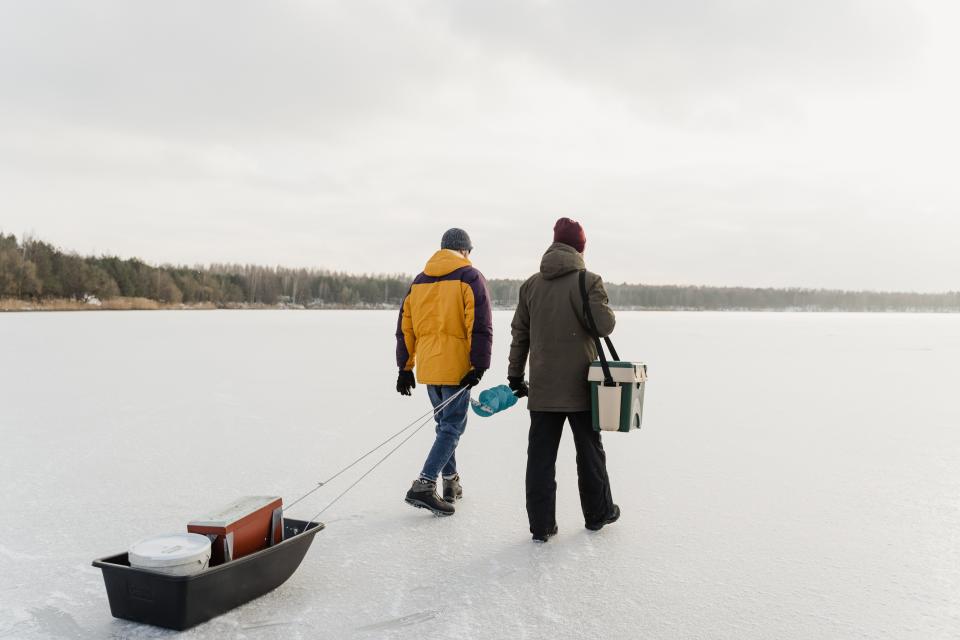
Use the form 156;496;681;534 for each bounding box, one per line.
508;376;528;398
396;370;415;396
459;368;485;388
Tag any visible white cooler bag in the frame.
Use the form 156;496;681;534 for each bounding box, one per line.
588;361;647;432
579;271;648;433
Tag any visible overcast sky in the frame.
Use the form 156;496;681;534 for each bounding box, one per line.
1;1;958;291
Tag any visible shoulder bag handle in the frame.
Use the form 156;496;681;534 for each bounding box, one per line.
579;270;619;387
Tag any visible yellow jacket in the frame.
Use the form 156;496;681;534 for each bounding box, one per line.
396;250;493;385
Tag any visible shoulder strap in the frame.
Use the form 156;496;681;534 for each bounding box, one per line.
579;270;620;360
579;270;618;386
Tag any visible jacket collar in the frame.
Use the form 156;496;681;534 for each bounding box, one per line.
424;250;471;277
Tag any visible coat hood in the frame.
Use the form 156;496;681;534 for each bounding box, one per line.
539;242;585;280
424;249;471;277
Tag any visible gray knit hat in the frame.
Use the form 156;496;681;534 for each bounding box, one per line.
441;228;473;252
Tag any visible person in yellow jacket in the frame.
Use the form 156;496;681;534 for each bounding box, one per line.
395;228;493;516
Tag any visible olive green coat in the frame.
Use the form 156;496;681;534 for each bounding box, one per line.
508;243;616;412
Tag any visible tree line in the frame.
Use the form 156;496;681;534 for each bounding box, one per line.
0;234;408;307
2;233;959;312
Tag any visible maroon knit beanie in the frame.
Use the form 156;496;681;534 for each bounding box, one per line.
553;217;586;253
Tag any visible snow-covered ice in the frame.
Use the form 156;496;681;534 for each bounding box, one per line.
1;310;958;639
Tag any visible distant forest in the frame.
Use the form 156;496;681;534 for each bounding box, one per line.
2;233;959;312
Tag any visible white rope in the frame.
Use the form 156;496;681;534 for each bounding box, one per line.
305;412;437;523
285;386;471;517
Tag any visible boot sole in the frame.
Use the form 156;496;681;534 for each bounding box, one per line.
443;492;463;504
405;497;454;517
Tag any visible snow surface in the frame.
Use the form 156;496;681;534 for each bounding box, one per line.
1;310;959;639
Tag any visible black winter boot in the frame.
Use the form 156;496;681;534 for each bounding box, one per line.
585;504;621;531
532;525;558;543
442;474;463;503
405;478;455;516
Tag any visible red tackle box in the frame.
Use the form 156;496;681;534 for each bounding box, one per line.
187;496;283;565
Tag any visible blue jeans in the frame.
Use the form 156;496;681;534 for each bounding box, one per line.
419;385;470;480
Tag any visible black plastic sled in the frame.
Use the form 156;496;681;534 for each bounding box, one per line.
92;518;324;631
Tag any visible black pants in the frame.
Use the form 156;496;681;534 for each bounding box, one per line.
526;410;614;534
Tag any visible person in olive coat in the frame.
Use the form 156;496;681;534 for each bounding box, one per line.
507;218;620;541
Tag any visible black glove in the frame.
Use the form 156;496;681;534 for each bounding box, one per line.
459;368;485;388
396;370;415;396
508;376;528;398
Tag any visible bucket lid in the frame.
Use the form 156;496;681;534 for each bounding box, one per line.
129;532;211;568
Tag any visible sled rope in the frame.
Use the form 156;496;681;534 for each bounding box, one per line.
305;410;437;523
285;386;470;515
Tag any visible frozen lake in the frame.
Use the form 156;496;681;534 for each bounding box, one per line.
1;310;958;639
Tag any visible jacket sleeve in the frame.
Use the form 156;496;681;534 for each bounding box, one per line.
585;273;616;338
395;288;416;370
508;281;530;378
464;270;493;371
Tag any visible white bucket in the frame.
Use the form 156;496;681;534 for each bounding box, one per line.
128;532;212;576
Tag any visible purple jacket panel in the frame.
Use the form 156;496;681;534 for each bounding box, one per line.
463;267;493;371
